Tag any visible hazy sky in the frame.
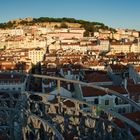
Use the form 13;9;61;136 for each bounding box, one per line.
0;0;140;30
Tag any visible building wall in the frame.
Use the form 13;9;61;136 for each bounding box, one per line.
110;45;130;53
129;65;140;83
61;44;80;50
73;84;83;100
0;79;27;92
131;44;140;53
28;48;45;64
42;86;72;101
81;88;130;114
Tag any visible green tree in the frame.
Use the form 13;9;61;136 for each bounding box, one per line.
83;31;90;37
54;25;59;28
6;21;13;28
60;22;68;28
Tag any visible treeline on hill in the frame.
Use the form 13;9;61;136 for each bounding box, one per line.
0;17;116;36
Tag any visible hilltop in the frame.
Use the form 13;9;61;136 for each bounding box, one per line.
0;17;116;36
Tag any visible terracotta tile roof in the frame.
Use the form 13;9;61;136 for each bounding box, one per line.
135;66;140;73
71;64;83;69
81;85;127;97
59;32;81;34
87;60;100;66
87;42;98;46
109;64;128;72
127;78;135;85
135;135;140;140
127;84;140;94
123;59;140;63
0;73;25;83
104;85;127;95
23;64;30;71
124;42;133;45
110;42;121;45
110;42;132;45
63;99;75;108
0;74;20;80
84;71;112;83
0;64;17;70
115;52;125;58
127;52;138;57
81;86;106;97
114;112;140;136
121;58;129;63
61;42;80;46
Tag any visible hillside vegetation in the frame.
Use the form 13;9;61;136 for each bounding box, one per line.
0;17;116;36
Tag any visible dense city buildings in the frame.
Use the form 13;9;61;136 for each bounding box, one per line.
0;17;140;139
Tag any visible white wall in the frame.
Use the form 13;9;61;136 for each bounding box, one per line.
0;79;27;92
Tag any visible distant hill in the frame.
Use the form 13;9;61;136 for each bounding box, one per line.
0;17;116;36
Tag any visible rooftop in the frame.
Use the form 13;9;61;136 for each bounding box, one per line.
84;71;112;83
0;73;26;83
82;85;127;97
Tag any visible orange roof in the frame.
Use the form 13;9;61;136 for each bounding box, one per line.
81;86;106;97
63;99;75;108
109;64;128;72
110;42;132;45
61;42;80;46
114;112;140;136
82;85;127;97
0;73;25;82
135;66;140;73
84;71;112;83
127;84;140;94
105;85;127;94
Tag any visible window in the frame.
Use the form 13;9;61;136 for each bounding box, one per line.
94;98;99;104
18;87;21;91
122;108;126;113
118;108;122;113
105;100;109;105
83;104;88;108
115;97;118;105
